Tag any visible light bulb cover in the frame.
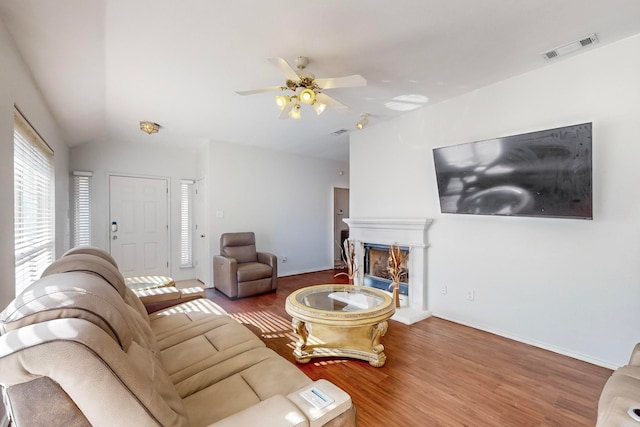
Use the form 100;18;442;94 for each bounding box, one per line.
289;104;302;120
275;95;291;110
299;88;316;105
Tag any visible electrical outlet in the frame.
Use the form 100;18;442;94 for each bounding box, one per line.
440;285;447;295
282;256;288;263
466;290;475;301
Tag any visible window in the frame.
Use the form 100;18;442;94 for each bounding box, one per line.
180;180;194;268
14;108;54;294
72;171;92;247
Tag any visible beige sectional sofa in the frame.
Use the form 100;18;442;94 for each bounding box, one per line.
0;248;356;427
597;343;640;426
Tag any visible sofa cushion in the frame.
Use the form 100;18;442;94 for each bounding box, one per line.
0;318;189;427
237;262;272;282
158;316;266;378
180;347;312;426
62;246;119;268
223;245;258;264
0;272;161;358
0;273;133;347
41;254;127;298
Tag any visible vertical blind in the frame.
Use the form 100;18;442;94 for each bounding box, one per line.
180;180;194;268
14;109;54;294
72;171;92;247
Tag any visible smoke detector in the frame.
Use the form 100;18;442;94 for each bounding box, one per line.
543;33;599;60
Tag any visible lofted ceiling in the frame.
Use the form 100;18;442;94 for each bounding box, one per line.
1;1;640;162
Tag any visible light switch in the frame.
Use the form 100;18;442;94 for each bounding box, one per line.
216;210;224;218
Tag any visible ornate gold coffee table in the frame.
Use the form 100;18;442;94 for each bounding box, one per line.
285;284;395;367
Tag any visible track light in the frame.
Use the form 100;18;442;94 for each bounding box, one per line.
275;95;291;110
289;103;302;120
356;113;369;130
299;88;316;105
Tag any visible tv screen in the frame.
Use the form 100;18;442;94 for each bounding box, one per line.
432;123;592;219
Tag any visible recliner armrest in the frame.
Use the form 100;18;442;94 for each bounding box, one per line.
213;255;239;298
257;251;277;268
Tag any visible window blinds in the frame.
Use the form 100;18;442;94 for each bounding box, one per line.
72;171;92;247
180;180;194;268
14;109;54;294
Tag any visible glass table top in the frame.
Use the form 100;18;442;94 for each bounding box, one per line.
294;285;386;312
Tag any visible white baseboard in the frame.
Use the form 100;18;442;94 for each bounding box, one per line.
432;313;619;370
279;265;334;277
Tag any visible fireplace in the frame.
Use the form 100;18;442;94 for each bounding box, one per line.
363;243;409;296
343;218;433;325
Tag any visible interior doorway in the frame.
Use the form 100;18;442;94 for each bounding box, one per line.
109;175;169;277
333;187;350;268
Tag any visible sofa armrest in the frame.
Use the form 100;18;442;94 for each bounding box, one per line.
207;395;308;427
287;380;353;427
213;255;238;298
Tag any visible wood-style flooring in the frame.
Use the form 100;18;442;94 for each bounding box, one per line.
181;271;612;426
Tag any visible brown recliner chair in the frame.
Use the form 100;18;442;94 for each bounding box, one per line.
213;232;278;299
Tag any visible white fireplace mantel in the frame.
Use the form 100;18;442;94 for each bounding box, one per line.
343;218;433;325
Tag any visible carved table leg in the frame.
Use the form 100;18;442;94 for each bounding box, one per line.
291;318;311;363
368;321;388;367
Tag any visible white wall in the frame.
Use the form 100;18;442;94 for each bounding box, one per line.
70;138;349;285
70;139;199;281
0;17;70;309
207;141;349;286
350;34;640;368
0;18;70;425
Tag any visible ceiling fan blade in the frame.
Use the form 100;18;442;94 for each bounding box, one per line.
316;93;349;112
235;86;284;96
315;74;367;90
268;57;300;81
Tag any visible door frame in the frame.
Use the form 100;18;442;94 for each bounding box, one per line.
332;186;350;266
194;176;210;286
106;172;171;274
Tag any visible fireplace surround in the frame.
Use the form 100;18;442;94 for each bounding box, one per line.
342;218;433;325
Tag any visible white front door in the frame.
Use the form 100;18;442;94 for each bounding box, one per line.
109;175;169;277
194;177;209;285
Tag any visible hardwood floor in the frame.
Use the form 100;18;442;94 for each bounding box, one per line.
187;271;612;426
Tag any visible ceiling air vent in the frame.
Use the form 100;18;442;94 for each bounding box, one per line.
331;129;349;136
543;33;599;60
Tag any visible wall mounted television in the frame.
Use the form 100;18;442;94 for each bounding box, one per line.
432;122;592;219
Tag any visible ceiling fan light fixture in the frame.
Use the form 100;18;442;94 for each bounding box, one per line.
289;103;302;120
275;95;291;110
313;102;327;115
140;121;160;134
299;88;316;105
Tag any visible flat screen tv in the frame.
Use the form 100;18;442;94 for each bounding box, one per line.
432;123;592;219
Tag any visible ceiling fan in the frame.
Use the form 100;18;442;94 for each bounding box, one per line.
236;56;366;119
